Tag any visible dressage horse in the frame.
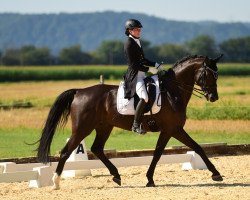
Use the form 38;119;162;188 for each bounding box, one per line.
37;54;224;189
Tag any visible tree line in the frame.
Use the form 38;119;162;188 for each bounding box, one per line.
1;35;250;66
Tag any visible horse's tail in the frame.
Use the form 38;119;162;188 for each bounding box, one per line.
37;89;77;164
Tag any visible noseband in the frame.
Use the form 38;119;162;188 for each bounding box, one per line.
196;61;218;95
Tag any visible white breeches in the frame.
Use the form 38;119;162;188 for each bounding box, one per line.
136;71;149;103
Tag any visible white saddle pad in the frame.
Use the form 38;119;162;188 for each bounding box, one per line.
117;75;161;115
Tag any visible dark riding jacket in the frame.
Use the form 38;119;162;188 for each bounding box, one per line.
123;37;156;99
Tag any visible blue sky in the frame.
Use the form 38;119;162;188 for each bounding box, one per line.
1;0;249;22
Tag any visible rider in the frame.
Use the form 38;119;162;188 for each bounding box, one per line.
123;19;163;134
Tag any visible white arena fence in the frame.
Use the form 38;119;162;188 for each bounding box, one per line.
0;139;207;188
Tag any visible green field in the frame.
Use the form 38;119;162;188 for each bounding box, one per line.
0;127;249;158
0;65;249;159
0;63;250;82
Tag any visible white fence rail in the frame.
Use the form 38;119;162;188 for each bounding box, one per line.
0;151;207;188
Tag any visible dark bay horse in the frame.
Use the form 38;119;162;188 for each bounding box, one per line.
37;54;224;189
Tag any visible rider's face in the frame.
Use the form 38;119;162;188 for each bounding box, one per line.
129;28;141;38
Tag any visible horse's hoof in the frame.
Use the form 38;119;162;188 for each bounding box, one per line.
52;173;60;190
212;174;223;181
113;177;121;186
52;184;60;190
146;181;155;187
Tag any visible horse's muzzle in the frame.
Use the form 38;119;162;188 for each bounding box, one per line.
206;93;219;102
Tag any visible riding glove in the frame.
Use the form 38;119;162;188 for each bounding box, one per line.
148;67;158;74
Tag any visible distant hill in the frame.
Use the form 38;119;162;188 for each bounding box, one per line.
0;11;250;54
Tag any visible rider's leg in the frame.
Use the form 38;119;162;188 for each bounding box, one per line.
132;98;147;134
132;79;148;134
136;78;149;103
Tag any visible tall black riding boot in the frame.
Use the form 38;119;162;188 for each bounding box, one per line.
132;99;147;134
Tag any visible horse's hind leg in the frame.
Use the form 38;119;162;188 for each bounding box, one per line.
146;131;171;187
52;127;93;190
91;125;121;186
173;127;223;181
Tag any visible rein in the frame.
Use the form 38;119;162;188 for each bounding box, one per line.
159;77;205;98
171;80;205;99
160;61;218;99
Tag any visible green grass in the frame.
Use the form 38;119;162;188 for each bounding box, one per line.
187;106;250;120
0;63;249;82
0;127;249;159
218;63;250;76
0;65;127;82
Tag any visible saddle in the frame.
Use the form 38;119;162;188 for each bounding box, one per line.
117;75;161;115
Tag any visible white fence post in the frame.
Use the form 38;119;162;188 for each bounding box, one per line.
29;166;54;188
62;138;91;178
182;151;207;170
0;162;17;173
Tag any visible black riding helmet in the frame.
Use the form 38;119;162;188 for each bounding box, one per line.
125;19;143;36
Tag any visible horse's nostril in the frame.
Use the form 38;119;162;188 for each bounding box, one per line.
209;95;218;102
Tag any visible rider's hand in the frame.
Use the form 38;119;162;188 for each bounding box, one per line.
148;67;158;74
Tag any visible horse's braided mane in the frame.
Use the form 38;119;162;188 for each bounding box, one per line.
172;55;205;69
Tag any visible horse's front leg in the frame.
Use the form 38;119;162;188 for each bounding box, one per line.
173;127;223;181
146;131;171;187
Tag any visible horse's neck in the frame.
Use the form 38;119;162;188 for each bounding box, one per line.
174;63;196;107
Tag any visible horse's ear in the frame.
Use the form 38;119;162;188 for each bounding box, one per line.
213;54;224;63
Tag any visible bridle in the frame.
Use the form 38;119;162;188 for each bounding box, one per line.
195;61;218;97
160;60;218;99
